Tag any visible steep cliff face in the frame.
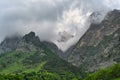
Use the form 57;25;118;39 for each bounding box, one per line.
68;10;120;72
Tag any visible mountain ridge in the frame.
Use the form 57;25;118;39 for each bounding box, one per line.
0;9;120;73
0;31;83;80
67;9;120;72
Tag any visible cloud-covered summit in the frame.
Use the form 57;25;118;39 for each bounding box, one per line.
0;0;120;51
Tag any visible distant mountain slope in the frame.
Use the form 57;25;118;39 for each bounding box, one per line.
0;32;39;54
42;41;77;61
0;32;82;79
42;41;64;58
68;9;120;72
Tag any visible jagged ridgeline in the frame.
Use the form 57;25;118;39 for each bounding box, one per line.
0;9;120;80
67;9;120;72
0;32;83;80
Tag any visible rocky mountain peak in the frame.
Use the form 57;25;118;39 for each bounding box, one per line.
106;9;120;18
23;31;40;44
90;11;104;24
23;32;41;46
67;9;120;72
0;31;61;57
23;32;35;40
0;32;41;54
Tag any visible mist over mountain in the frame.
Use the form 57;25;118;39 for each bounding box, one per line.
1;0;120;51
0;1;120;79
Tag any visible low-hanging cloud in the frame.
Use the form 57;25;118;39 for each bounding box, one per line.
0;0;120;51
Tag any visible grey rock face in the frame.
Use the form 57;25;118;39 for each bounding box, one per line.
0;32;40;54
67;10;120;72
0;36;21;53
0;31;62;59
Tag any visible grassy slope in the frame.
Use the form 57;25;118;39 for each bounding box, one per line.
1;50;120;80
114;78;120;80
84;63;120;80
0;49;82;80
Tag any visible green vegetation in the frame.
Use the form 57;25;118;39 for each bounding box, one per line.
0;63;120;80
85;64;120;80
0;49;120;80
0;70;81;80
0;50;82;80
113;78;120;80
0;48;120;80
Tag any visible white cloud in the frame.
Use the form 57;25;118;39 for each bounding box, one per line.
0;0;120;51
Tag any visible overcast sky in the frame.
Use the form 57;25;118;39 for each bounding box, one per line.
0;0;120;51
